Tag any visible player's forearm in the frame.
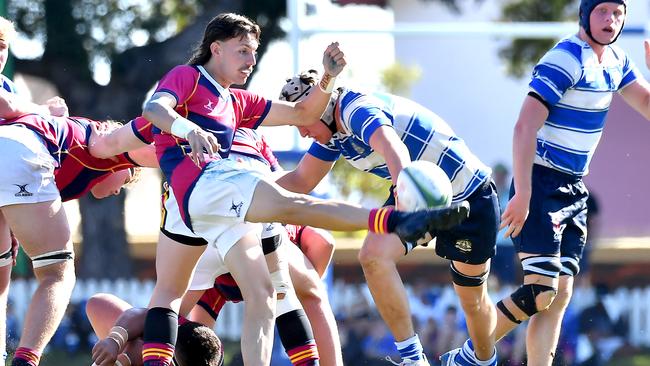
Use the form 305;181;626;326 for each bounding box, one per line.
113;308;147;341
274;170;315;194
511;120;538;195
0;91;48;119
294;73;336;125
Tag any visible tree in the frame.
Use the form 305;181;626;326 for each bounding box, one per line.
498;0;577;77
8;0;287;278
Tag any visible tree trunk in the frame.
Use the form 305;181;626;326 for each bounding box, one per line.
77;193;132;279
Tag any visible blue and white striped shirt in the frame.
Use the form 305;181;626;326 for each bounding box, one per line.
530;35;639;176
307;89;490;202
0;74;17;94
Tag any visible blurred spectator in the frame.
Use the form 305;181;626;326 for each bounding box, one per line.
434;306;466;358
361;320;398;364
576;284;625;365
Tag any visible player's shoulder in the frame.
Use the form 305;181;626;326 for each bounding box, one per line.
165;64;200;79
607;43;630;63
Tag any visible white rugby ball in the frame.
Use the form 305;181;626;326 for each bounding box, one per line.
396;161;453;211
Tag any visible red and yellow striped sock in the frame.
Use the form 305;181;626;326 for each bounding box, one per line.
288;340;319;365
11;347;41;366
368;207;393;234
142;342;175;366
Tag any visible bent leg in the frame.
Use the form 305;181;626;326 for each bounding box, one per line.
2;199;76;357
299;227;335;278
288;243;342;366
358;231;428;363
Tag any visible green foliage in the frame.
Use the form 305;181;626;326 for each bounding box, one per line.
9;0;201;58
329;158;391;204
499;0;577;78
381;62;422;97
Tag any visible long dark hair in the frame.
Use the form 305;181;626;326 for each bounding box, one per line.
187;13;261;66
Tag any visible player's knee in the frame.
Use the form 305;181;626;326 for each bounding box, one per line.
552;279;574;309
32;250;75;285
271;269;301;316
31;249;74;271
358;236;396;268
561;256;580;277
450;262;488;287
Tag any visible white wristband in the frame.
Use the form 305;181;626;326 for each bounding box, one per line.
318;74;337;93
170;117;200;139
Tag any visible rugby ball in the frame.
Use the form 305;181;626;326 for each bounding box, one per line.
396;161;453;211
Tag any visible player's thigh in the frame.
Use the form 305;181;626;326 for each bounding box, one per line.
246;178;310;223
436;181;499;265
0;212;10;254
224;231;272;300
154;232;206;293
286;244;322;297
1;199;72;257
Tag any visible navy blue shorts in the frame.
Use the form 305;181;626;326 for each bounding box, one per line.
510;164;588;263
434;180;500;265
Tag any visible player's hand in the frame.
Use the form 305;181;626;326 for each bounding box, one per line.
643;39;650;69
500;192;530;238
186;128;220;167
9;231;18;266
91;338;120;366
322;42;346;77
44;96;69;117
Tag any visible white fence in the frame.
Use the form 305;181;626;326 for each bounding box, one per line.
7;279;650;345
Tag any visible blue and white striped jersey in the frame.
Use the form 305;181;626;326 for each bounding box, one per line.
530;35;639;176
307;89;490;202
0;74;17;94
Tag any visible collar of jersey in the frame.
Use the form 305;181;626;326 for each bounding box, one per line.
197;65;230;100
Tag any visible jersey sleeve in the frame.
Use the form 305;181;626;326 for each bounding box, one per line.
528;42;583;106
618;48;640;91
154;65;199;106
341;95;393;144
307;141;340;162
196;287;228;322
259;134;282;171
129;116;154;145
231;89;272;129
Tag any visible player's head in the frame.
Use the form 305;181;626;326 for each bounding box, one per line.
279;69;340;144
175;321;224;366
0;17;16;72
188;13;260;86
579;0;626;46
90;167;141;199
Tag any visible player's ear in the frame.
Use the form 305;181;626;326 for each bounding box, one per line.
211;41;221;56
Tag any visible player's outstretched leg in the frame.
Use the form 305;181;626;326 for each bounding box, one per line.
390;201;470;245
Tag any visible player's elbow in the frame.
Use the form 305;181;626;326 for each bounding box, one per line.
0;98;22;119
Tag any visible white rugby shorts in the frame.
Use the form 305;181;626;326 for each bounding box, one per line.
0;125;59;207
